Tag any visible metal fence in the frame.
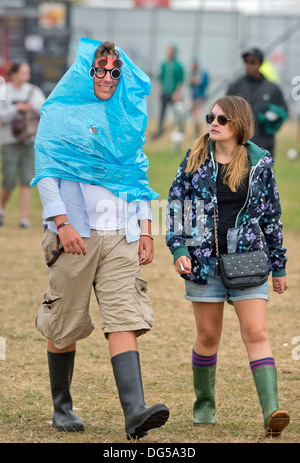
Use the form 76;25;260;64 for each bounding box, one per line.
69;6;300;120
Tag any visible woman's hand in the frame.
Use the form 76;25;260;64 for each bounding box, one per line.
16;102;33;112
272;275;287;294
174;256;192;274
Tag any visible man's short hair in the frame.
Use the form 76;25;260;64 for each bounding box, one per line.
95;41;119;59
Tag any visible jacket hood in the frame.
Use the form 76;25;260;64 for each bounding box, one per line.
244;140;273;168
209;138;273;170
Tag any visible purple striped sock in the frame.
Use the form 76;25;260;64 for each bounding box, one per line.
192;350;217;368
250;357;276;371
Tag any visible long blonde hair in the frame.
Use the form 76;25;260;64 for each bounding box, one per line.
186;96;255;192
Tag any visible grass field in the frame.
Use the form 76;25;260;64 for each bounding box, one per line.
0;121;299;445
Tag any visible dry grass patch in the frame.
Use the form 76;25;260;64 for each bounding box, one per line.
0;216;299;443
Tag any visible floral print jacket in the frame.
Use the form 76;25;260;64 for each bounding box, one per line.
166;140;287;285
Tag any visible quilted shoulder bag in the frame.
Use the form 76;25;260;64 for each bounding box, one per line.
214;210;269;290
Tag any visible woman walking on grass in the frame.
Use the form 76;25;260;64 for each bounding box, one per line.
166;95;290;436
0;62;45;227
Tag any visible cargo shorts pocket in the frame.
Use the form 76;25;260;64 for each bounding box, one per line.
35;289;63;343
135;277;154;328
41;228;59;266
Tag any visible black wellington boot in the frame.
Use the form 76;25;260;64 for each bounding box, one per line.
47;350;84;432
111;350;169;439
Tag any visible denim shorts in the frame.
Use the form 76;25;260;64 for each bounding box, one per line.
185;257;269;305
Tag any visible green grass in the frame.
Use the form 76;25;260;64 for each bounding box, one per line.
147;148;182;200
272;149;300;231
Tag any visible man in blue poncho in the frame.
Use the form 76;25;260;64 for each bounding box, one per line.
34;39;169;439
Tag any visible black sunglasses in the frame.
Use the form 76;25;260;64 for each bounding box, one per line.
206;113;231;126
89;66;121;80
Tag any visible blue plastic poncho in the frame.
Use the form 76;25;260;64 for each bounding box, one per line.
31;37;159;201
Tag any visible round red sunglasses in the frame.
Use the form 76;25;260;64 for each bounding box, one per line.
97;58;123;69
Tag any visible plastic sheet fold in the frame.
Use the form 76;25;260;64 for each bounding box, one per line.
31;37;159;201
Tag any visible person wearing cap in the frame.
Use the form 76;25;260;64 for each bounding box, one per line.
33;39;169;440
227;47;288;157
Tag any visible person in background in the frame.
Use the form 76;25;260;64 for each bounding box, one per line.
190;57;209;137
154;45;184;137
0;62;45;227
166;95;289;437
226;47;288;158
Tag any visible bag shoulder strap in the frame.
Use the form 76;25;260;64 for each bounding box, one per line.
213;209;220;257
26;84;36;103
213;208;262;256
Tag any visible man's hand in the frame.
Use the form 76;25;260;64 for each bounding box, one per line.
58;225;86;255
54;215;86;256
138;219;153;265
139;235;154;265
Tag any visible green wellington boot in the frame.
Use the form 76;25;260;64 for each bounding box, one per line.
252;365;290;436
192;364;216;426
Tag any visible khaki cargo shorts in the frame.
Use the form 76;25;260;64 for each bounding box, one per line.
36;229;154;349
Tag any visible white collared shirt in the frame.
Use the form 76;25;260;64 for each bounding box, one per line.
37;177;151;242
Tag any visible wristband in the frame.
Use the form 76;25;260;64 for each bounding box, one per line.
57;221;70;231
140;233;153;240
